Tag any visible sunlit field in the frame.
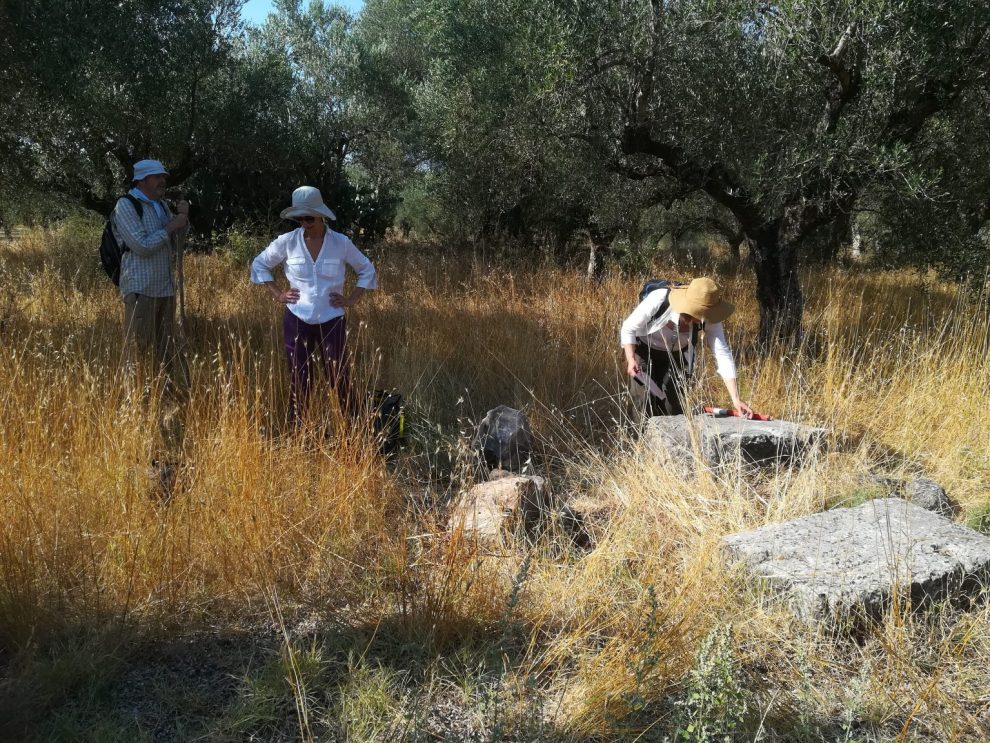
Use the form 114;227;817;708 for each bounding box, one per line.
1;217;989;740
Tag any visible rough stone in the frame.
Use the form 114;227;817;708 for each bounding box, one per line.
904;477;956;517
722;498;990;624
449;475;548;541
643;414;826;467
558;495;617;550
473;406;533;472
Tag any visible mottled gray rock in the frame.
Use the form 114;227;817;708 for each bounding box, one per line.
904;478;956;517
723;498;990;624
643;415;826;467
473;406;532;471
449;475;547;541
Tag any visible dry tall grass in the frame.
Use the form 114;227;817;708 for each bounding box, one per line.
0;220;988;740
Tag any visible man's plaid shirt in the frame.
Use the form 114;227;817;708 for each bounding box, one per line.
111;191;176;297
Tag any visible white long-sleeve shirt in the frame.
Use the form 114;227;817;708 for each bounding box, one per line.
620;288;737;379
251;227;378;324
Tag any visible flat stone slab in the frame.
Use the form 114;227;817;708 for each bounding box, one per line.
644;414;826;466
723;498;990;624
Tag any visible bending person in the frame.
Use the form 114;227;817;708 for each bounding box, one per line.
251;186;377;426
620;277;752;418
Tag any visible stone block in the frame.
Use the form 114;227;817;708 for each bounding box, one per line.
643;414;825;467
449;475;548;541
722;498;990;624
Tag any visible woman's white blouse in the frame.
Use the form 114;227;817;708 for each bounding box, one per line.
251;228;378;324
620;288;737;379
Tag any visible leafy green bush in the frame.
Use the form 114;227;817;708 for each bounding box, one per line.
215;227;268;268
672;624;748;743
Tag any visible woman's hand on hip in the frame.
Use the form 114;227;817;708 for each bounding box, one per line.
329;292;350;308
278;288;300;304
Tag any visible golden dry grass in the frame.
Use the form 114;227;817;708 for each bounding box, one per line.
0;220;988;740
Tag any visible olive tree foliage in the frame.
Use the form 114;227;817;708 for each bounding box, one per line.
192;0;364;230
548;0;990;342
0;0;243;216
354;0;661;256
358;0;989;341
0;0;398;234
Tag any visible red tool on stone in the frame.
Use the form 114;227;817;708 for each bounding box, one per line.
703;406;774;421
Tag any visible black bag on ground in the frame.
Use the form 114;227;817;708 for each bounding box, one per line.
100;194;143;285
369;390;404;455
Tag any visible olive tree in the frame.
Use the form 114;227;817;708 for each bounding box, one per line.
557;0;990;342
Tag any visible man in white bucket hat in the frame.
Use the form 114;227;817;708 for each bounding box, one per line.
111;159;189;370
620;277;753;418
251;186;377;426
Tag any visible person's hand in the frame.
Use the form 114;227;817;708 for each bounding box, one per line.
626;357;641;378
166;213;188;234
733;400;754;419
175;199;190;216
329;292;350;308
278;288;300;304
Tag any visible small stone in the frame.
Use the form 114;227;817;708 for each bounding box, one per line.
903;477;956;517
558;496;617;549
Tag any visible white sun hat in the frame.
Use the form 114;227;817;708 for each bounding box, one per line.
280;186;337;221
132;159;168;181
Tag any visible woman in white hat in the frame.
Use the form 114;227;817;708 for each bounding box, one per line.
620;277;753;418
251;186;378;425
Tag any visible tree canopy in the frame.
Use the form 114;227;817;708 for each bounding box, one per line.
3;0;988;335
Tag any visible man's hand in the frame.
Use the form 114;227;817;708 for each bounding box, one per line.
165;213;189;234
175;199;190;216
626;357;641;378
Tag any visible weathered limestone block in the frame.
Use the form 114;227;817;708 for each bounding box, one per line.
643;415;826;467
473;406;533;472
449;475;548;541
722;498;990;624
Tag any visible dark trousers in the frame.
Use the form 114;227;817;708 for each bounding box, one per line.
283;309;350;426
636;341;690;416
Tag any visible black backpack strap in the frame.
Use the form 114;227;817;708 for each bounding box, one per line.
112;195;145;254
121;193;144;219
686;321;705;376
647;291;672;326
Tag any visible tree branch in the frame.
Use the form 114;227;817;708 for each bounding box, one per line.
816;23;861;134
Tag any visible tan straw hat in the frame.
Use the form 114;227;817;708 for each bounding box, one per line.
667;278;735;324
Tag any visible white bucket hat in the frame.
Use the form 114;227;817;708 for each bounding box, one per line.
133;159;168;182
280;186;337;221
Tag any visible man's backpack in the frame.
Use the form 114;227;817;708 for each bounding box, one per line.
100;194;143;285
